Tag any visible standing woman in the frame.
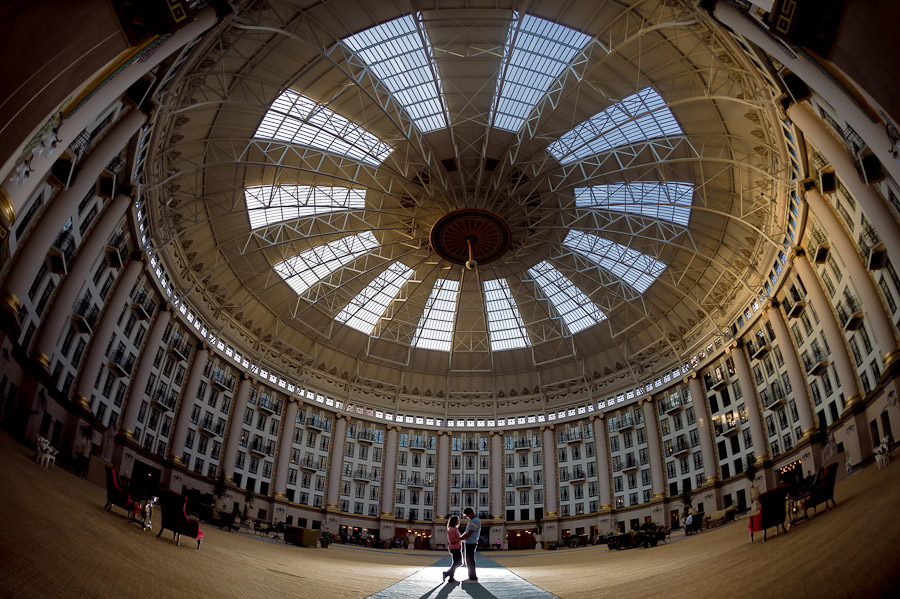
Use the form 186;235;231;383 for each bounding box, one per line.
442;515;463;583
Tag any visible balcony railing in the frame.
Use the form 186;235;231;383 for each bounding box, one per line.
108;349;135;377
199;417;223;437
151;388;177;412
461;440;479;452
803;349;829;376
168;334;192;361
131;290;155;320
48;230;76;274
358;429;376;443
211;369;236;391
837;296;864;331
513;438;531;451
72;296;99;333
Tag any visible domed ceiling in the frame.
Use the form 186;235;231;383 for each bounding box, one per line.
143;0;791;414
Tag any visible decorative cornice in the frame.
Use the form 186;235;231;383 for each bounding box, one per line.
540;424;555;432
683;372;698;383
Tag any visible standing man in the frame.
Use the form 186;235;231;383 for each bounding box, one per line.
459;507;481;583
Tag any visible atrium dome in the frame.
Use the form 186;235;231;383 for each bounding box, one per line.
142;0;790;415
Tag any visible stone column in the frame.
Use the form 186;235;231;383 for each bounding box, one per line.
167;343;209;463
0;109;146;317
714;1;900;186
766;301;815;430
804;184;899;364
273;400;299;498
222;375;252;481
792;249;862;411
32;189;132;366
728;341;769;460
542;426;558;517
72;256;142;407
0;7;220;216
640;398;665;498
688;374;718;483
434;430;450;518
381;425;400;517
325;414;348;509
591;414;612;509
490;431;504;519
119;304;171;438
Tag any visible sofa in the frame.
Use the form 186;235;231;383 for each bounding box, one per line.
703;505;737;529
284;525;320;547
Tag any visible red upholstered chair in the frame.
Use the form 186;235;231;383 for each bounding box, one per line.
748;485;790;542
156;490;204;548
802;462;838;518
104;465;135;515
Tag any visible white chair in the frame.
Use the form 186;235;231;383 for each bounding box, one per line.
37;438;57;468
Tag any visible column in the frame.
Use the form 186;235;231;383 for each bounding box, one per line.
222;375;252;481
325;414;348;509
728;341;769;460
434;430;449;518
490;431;504;519
0;6;219;217
805;184;899;363
273;400;299;498
0;109;146;317
381;426;400;517
688;374;719;482
792;249;862;409
32;189;133;367
119;304;171;437
788;103;900;274
541;426;558;517
72;256;142;407
767;301;815;430
640;398;665;498
591;415;612;509
714;1;900;186
167;343;209;463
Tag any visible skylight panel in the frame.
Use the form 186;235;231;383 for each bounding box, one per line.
336;262;414;334
343;15;447;133
527;261;606;334
563;230;666;294
254;90;393;166
548;87;682;164
574;182;694;226
274;231;378;296
483;278;531;351
491;13;592;132
411;278;459;352
244;185;366;229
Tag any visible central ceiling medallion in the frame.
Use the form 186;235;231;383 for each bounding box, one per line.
430;208;512;269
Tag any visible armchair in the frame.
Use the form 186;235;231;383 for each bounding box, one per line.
802;462;838;518
685;512;704;535
748;485;789;542
104;466;135;515
156;490;204;548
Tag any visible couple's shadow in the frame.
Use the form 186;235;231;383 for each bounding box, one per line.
418;581;495;599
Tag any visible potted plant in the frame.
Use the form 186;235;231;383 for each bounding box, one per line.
745;455;759;506
546;541;559;550
319;531;335;548
534;517;544;550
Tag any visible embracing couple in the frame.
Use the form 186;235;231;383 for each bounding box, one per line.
442;507;481;584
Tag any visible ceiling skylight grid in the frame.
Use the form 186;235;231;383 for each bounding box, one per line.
491;13;592;132
410;278;460;352
274;231;379;296
548;87;682;164
254;90;393;166
527;261;607;334
244;185;366;229
563;230;666;294
343;15;448;133
574;182;694;226
483;278;531;351
335;262;414;334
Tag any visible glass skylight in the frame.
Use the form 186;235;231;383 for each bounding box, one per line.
574;182;694;226
490;13;592;132
254;90;393;166
483;278;531;351
411;278;460;352
548;87;682;164
564;230;666;294
343;15;447;133
274;231;378;296
335;262;414;334
244;185;366;229
528;261;606;334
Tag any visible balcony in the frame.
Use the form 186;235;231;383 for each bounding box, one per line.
151;389;176;412
567;431;583;444
867;241;887;270
804;350;829;376
211;369;235;391
47;152;76;188
257;394;277;414
358;429;376;443
709;375;729;391
408;476;425;488
751;342;770;360
622;459;639;473
813;241;831;264
673;442;690;457
515;476;532;488
105;232;127;268
72;297;99;334
570;469;586;481
299;458;317;472
48;231;75;274
131;290;155;320
168;335;191;361
199;417;221;436
461;440;480;453
108;349;134;378
512;438;531;451
250;439;273;457
306;416;325;430
717;420;739;437
354;470;378;483
409;439;427;451
616;416;635;432
661;398;683;414
838;297;864;332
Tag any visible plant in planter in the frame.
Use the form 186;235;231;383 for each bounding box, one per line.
319;531;335;548
546;541;559;550
680;487;693;524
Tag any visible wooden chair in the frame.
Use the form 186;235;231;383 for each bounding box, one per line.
748;485;789;542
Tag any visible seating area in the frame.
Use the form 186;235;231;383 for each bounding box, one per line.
156;489;204;549
35;436;58;468
748;485;790;542
801;463;838;518
684;512;704;535
704;505;737;529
